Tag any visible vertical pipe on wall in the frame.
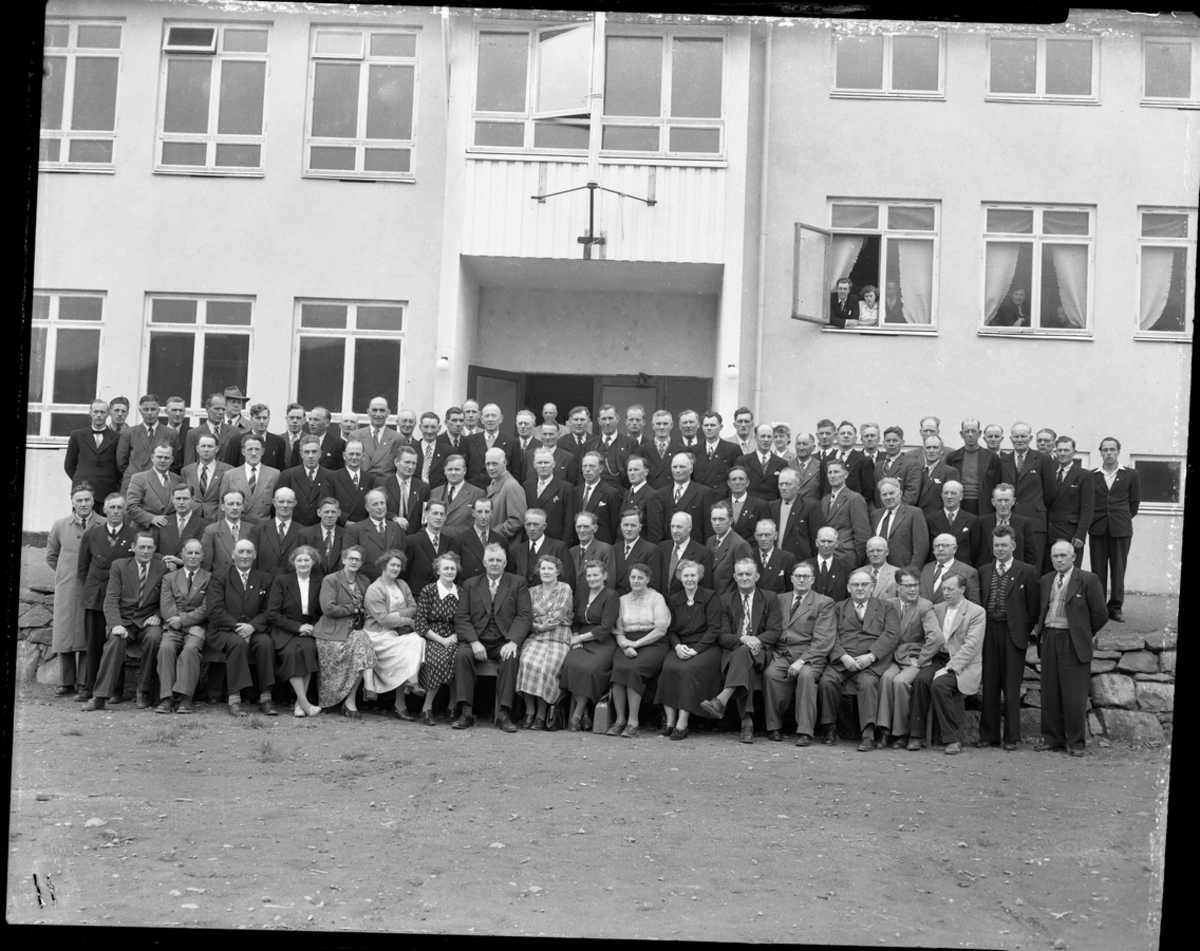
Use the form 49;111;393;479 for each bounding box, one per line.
752;22;773;420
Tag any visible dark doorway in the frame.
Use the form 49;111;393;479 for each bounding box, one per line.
524;374;596;422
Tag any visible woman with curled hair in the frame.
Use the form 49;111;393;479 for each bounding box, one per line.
607;562;670;738
653;559;723;740
857;285;879;327
266;544;324;718
313;545;378;718
561;559;620;731
516;554;573;730
362;548;425;721
413;551;462;725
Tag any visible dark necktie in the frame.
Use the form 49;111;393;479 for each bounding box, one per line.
741;594;752;636
882;511;893;538
325;529;334;556
199;465;209;495
446;484;456;506
278;522;287;542
138;563;148;603
1058;468;1067;484
248;466;257;495
186;570;195;596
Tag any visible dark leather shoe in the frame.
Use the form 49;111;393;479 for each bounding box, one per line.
945;742;962;755
822;726;837;745
496;712;518;733
857;735;872;752
80;698;106;712
107;693;125;705
154;698;175;714
74;689;93;702
228;700;248;717
906;738;923;751
1034;741;1064;752
739;722;754;744
1109;609;1125;623
568;719;582;733
521;712;536;730
606;720;627;737
700;697;726;719
876;729;891;750
386;707;417;721
794;734;811;747
659;725;675;737
767;730;783;742
974;740;998;748
890;735;908;750
1068;747;1086;757
580;713;593;731
531;717;546;731
451;712;475;730
136;692;151;710
54;685;76;697
176;697;194;715
259;698;278;717
420;711;437;726
1003;741;1018;751
669;726;690;741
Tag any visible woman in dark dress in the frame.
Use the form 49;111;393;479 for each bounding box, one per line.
561;559;620;731
413;551;462;725
266;545;323;718
654;560;723;740
607;563;670;738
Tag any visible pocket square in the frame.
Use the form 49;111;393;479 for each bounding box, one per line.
596;501;606;508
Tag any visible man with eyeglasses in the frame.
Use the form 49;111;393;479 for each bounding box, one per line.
875;568;933;750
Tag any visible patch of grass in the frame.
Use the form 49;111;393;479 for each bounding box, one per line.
255;740;284;763
244;714;274;729
61;727;83;737
142;722;198;745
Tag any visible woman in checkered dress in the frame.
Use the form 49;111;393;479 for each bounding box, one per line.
516;554;573;730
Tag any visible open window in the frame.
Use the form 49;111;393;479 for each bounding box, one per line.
792;223;830;324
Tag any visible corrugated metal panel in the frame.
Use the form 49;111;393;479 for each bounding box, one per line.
462;158;725;263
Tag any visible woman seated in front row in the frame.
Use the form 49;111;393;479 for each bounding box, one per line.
265;544;324;718
607;562;670;738
313;546;378;719
561;559;620;731
516;554;574;730
363;548;425;721
412;551;463;725
654;560;723;741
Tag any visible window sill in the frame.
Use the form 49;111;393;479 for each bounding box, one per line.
1134;331;1192;343
976;328;1092;340
1140;98;1200;110
465;149;728;168
1138;502;1184;516
26;438;70;448
984;94;1099;105
154;167;265;178
821;324;937;336
830;89;944;102
467;148;588;162
301;172;416;183
38;164;116;175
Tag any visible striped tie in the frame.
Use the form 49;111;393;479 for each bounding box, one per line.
138;563;147;603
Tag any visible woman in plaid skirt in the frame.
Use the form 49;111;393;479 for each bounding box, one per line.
516;554;573;730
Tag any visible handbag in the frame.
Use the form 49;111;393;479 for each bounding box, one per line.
351;610;366;630
591;691;613;735
547;697;569;732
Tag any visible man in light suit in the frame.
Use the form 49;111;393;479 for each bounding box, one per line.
458;498;506;583
153;484;210;569
875;568;934;749
298;497;348;581
925;480;982;565
64;399;122;503
524;447;577;542
870;476;929;573
723;466;771;543
751;519;797;594
1089;437;1142;622
945;418;1003;516
612;507;660;594
915;436;961;518
1045;436;1096;577
451;543;533;732
818;570;901;750
642;411;682;491
414;412;451;489
217;432;280;522
654;511;712;598
344;489;406;582
183;433;233;521
762;561;836;745
428;454;484;538
769;468;824;563
126;444;182;529
155;539;210;714
82;531;170;711
976;527;1040;750
327;439;376;526
205;538;278;717
570;511;617;591
706;501;754;598
1034;541;1108;755
116;394;181;493
919;534;981;605
645;452;714;545
907;572;987;754
737;424;788;503
861;536;899;601
183;393;229;467
248;487;304;577
1000;422;1057;573
700;559;783;744
820;459;872;566
484;447;527;541
874;426;920;507
402;499;459;596
790;433;824;504
200;489;258;578
353;396;402;480
507;508;575;595
975;483;1037;568
526;424;580;487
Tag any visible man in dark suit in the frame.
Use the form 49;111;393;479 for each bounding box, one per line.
724;466;771;543
737;424;788;502
525;424;580;487
82;531;170;711
76;494;140;701
507;508;575;595
277;435;337;527
1035;541;1108;755
414;412;451;489
646;452;714;545
571;511;617;591
345;489;406;582
161;397;191;459
945;419;1003;516
817;569;901;750
770;468;824;562
402;499;458;597
706;501;754;598
205;538;278;716
915;437;961;518
65;399;122;503
524;447;577;542
612;507;659;594
464;404;521;488
427;454;484;538
874;426;920;507
221;403;288;470
248;487;304;577
828;277;858;329
574;452;622;546
305;406;346;470
919;534;982;605
200;488;258;579
654;511;712;597
458;498;505;583
805;527;855;604
153;484;210;570
699;559;783;743
624;405;650;455
990;286;1030;326
751;519;797;594
643;411;682;491
155;539;211;714
820;459;872;566
558;407;592;461
182;433;232;521
692;412;742;494
975;483;1037;568
116;394;182;493
381;445;429;536
584;404;631;491
436;406;467;453
976;527;1040;750
451;543;533;732
327;438;376;526
622;456;655;528
512;409;540;472
824;421;872;498
1000;422;1057;573
183;393;230;467
1045;436;1096;576
1088;437;1142;623
298;498;348;580
925;480;982;566
869;476;929;573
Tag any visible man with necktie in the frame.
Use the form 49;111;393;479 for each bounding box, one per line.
115;393;182;495
875;567;934;750
805;526;854;604
925;480;982;565
415;411;450;489
382;445;429;535
205;539;278;717
820;459;871;566
584;404;631;491
1000;422;1056;573
919;534;981;605
353;396;402;480
249;486;304;577
183;393;229;467
507;508;574;595
645;452;714;546
1044;436;1095;576
345;489;405;582
869;476;929;573
653;511;712;598
915;436;961;518
457;498;505;583
570;510;616;591
326;439;376;525
769;467;824;563
1089;437;1142;623
155;539;211;714
751;519;797;594
183;433;233;521
643;410;682;491
278;434;335;526
153;483;211;569
403;499;460;596
613;507;659;594
573;451;622;546
126;444;183;529
524;447;577;542
427;454;485;538
523;423;579;487
217;432;280;522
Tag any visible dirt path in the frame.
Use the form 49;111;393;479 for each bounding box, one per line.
7;684;1167;946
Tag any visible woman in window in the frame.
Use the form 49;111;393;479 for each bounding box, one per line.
516;554;574;731
413;552;462;725
607;563;671;738
857;284;880;327
654;560;723;741
363;548;425;720
313;545;378;719
266;544;324;718
561;559;620;732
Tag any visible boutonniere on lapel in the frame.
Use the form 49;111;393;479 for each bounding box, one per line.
258;588;268;596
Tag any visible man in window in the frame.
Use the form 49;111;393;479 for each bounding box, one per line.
883;280;905;324
65;399;121;505
829;277;859;329
116;394;182;495
353;397;402;480
184;393;229;467
108;396;130;434
305;406;346;470
1088;437;1141;624
991;287;1030;326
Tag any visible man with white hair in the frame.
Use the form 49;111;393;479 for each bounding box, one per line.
919;534;981;605
484;447;527;540
465;403;520;488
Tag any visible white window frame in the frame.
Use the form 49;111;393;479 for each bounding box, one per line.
28;290;106;443
1136;207;1196;342
818;199;941;335
143;294;255;414
985;33;1100;103
1142;36;1200;107
293;299;408;418
979;204;1095;338
304;25;420;182
1129;454;1184;516
40;18;123;173
156;21;271;177
831;29;945;99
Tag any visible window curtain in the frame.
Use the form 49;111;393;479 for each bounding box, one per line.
1139;246;1175;330
984;242;1020;323
1049;244;1087;328
830;235;864;291
895;238;933;324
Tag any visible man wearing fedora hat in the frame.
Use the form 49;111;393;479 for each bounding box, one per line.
222;385;252;435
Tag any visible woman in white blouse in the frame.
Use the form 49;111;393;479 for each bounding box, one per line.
266;545;323;718
857;284;880;327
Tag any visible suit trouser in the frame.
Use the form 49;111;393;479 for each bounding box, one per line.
910;658;967;744
878;661;921;736
82;608;108;691
979;619;1026;743
1040;627;1089;750
206;628;276;697
94;623;162;700
452;639;518;712
158;626;206;699
762;655;824;733
720;645;760;720
1089;532;1131;611
1028;532;1047;574
818;665;881;735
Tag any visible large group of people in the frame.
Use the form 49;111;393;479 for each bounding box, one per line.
47;387;1141;757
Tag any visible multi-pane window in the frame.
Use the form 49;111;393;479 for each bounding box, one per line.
295;300;406;416
832;31;944;97
28;291;104;439
41;20;122;170
157;22;269;173
982;205;1094;335
1143;37;1200;105
987;34;1098;101
1131;456;1184;514
144;295;253;411
1137;208;1196;339
305;27;418;180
